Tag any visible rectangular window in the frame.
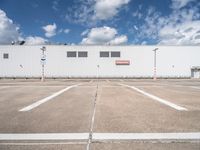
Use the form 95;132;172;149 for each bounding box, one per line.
78;51;88;57
100;51;109;57
111;51;120;57
67;51;76;57
3;53;9;59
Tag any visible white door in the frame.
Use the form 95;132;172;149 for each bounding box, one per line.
193;70;200;78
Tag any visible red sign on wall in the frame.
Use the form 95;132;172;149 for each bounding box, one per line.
115;60;130;65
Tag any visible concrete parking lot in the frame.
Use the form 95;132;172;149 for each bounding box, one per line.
0;79;200;150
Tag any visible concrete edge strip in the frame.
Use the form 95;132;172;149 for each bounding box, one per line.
19;84;81;112
0;133;200;140
119;83;187;111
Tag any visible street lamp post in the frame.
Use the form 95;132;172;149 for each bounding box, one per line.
153;48;159;80
40;46;46;82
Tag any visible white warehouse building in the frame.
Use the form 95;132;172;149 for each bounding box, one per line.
0;45;200;78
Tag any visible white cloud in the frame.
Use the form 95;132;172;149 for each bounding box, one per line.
134;25;138;31
42;23;57;38
65;0;130;25
132;11;142;19
137;1;200;45
109;35;128;45
171;0;195;9
25;36;48;45
141;41;147;45
52;0;59;11
0;9;51;45
81;29;89;36
81;26;128;45
0;9;21;44
159;21;200;45
64;29;70;34
94;0;130;20
65;0;96;25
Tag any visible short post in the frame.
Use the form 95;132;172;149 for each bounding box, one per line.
40;46;46;82
153;48;159;80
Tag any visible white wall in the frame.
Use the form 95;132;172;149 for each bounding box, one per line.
0;45;199;78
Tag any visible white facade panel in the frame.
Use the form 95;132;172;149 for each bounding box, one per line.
0;45;199;78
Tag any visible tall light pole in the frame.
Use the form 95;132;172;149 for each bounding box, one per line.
40;46;46;82
153;48;159;80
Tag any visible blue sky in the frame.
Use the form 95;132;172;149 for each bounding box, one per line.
0;0;200;45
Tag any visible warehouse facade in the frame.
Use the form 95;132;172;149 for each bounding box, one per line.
0;45;200;78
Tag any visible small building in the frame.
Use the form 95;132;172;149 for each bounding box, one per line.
0;45;200;79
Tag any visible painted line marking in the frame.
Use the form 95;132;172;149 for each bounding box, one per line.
190;86;200;90
0;133;88;140
0;133;199;141
0;86;11;90
156;83;200;90
0;142;87;145
93;133;200;140
119;84;187;111
19;84;80;112
86;84;98;150
3;86;66;88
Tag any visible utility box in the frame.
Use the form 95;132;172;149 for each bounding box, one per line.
191;66;200;79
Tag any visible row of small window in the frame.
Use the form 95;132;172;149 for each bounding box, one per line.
67;51;121;58
67;51;88;57
2;51;120;59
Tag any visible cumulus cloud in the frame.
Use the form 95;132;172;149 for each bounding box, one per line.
0;9;48;45
94;0;130;20
159;21;200;45
65;0;130;25
25;36;48;45
136;1;200;45
65;0;96;25
0;9;21;44
81;26;128;45
109;35;128;45
42;23;57;38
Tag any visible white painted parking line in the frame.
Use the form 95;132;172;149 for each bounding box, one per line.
0;133;199;141
19;84;80;112
93;133;200;140
119;84;188;111
190;86;200;90
0;142;87;145
0;142;86;145
3;86;66;88
0;133;88;140
0;86;11;90
157;83;200;90
87;84;98;150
